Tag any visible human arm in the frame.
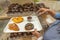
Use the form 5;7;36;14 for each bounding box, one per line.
37;8;56;17
54;12;60;19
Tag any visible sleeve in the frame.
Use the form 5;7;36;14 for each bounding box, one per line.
37;36;43;40
43;20;60;40
54;12;60;19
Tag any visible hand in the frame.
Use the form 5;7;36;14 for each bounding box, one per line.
32;29;41;38
37;8;55;16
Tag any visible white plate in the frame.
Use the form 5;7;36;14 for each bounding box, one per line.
3;16;42;33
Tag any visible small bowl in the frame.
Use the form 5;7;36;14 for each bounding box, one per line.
27;16;32;22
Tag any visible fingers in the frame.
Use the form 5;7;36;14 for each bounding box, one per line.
37;8;45;13
34;29;37;32
37;8;49;13
32;29;40;35
38;8;47;12
37;8;50;16
32;29;37;34
32;29;40;38
38;10;48;16
31;29;41;38
38;10;46;15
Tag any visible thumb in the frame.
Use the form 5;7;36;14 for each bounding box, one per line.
34;29;37;32
32;29;37;34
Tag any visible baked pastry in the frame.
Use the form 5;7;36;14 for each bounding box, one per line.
8;23;19;31
12;16;24;23
25;23;34;30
